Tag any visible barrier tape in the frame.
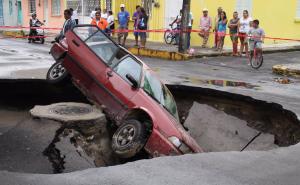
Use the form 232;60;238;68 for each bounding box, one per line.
1;25;300;42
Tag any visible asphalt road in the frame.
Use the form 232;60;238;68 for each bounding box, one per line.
1;38;299;117
0;38;300;185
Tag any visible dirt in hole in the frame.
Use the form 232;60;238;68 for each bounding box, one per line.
168;85;300;150
0;80;300;173
42;119;122;173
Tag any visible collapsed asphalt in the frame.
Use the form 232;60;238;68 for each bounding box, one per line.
0;79;299;175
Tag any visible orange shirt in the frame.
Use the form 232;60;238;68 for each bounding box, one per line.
91;18;108;30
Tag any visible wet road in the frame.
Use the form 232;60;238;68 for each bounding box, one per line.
1;38;299;118
0;38;300;184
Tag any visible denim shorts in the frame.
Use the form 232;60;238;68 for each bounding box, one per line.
249;41;263;51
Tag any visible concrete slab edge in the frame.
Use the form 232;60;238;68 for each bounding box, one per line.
272;64;300;78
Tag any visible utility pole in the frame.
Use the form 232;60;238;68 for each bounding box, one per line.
178;0;191;53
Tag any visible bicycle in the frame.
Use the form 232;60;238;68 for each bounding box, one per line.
249;41;264;69
164;24;179;45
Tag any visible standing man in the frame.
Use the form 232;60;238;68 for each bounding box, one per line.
55;9;76;41
101;8;108;20
117;4;130;46
91;11;108;31
213;7;223;48
228;11;239;56
132;5;141;46
90;7;101;20
70;8;79;25
198;8;212;48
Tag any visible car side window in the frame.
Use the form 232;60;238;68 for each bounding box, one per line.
113;57;142;85
73;26;120;66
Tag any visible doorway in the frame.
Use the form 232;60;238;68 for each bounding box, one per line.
17;1;23;26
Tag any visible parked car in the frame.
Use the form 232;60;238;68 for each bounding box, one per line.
47;25;203;158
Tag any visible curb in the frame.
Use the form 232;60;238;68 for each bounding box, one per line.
128;46;300;61
128;47;192;61
273;64;300;78
0;30;25;37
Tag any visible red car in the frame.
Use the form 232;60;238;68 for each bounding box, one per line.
47;25;203;158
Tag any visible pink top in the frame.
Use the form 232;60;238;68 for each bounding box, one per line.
200;16;212;31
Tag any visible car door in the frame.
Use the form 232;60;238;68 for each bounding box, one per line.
104;55;143;117
65;26;125;116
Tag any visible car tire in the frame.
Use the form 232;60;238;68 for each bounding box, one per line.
112;119;148;158
46;61;69;84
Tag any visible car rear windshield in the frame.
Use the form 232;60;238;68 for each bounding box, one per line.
73;26;127;67
143;71;179;121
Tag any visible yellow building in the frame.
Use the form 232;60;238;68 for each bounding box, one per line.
102;0;300;47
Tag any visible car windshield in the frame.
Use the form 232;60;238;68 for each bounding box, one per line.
73;26;127;67
143;71;179;121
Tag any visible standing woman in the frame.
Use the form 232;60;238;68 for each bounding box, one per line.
138;8;148;48
238;10;252;57
107;11;115;36
217;11;228;52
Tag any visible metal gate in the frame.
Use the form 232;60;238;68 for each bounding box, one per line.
67;0;101;16
0;0;4;26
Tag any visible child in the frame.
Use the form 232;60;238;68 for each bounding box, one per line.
248;19;265;58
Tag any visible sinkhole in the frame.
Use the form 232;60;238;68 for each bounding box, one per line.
0;79;299;174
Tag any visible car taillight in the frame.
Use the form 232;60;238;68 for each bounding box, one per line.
168;136;181;148
168;136;193;154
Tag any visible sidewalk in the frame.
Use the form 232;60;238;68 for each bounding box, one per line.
125;40;300;60
1;29;300;61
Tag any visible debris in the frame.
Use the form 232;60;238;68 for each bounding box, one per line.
274;77;291;84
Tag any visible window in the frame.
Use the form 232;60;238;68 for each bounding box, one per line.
236;0;252;16
296;0;300;18
28;0;36;14
52;0;61;16
73;26;122;66
143;71;179;121
114;57;142;85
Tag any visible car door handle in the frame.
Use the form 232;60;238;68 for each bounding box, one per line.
107;71;113;77
72;40;80;47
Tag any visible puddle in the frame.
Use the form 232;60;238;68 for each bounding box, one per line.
178;76;260;89
0;80;299;174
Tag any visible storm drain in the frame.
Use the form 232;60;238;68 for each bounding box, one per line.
30;102;104;123
50;105;93;116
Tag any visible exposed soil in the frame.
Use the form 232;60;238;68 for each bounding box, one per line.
168;85;300;147
0;80;299;174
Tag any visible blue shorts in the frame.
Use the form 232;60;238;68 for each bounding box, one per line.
134;27;139;37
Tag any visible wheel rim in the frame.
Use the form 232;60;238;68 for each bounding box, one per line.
50;63;66;80
166;34;173;44
116;125;136;147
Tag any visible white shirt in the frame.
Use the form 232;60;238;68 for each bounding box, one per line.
101;13;108;19
72;10;78;20
107;15;114;26
90;11;97;19
32;19;37;25
239;17;252;33
188;12;193;27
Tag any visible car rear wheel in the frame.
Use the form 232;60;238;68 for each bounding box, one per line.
46;61;68;84
112;119;148;158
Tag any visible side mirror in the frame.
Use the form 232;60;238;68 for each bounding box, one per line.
126;74;138;89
